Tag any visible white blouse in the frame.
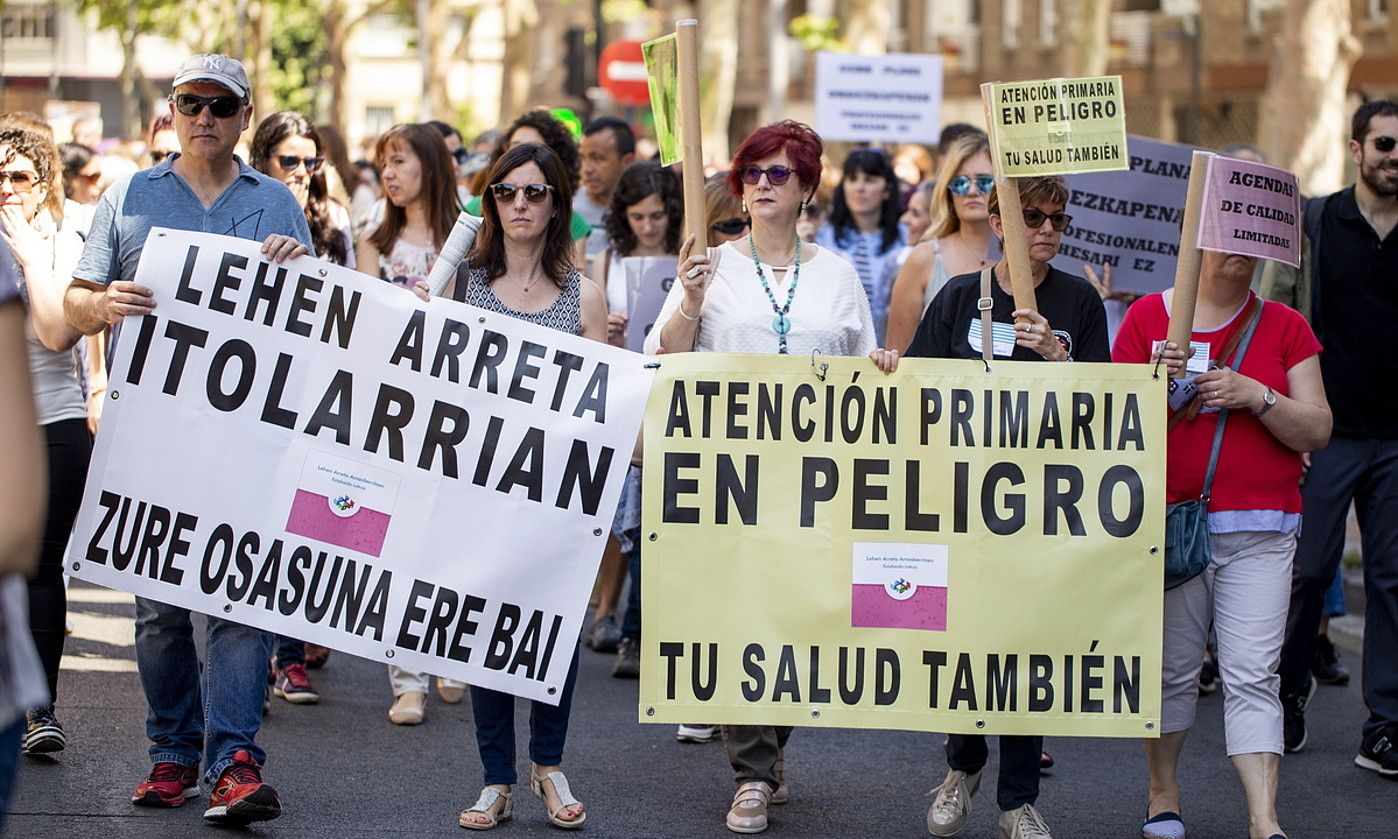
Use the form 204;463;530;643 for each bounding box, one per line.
644;239;876;357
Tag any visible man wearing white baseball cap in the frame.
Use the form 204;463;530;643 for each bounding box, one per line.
64;52;312;826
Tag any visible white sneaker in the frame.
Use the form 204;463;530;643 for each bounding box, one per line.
998;803;1053;839
676;724;718;743
927;769;980;836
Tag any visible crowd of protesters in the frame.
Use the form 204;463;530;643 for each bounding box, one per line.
0;48;1394;839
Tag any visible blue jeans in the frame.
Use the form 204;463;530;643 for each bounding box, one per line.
614;466;642;642
469;645;580;786
274;635;305;669
0;719;21;832
134;596;274;784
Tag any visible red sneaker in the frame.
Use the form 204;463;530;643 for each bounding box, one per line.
203;750;281;823
132;762;200;807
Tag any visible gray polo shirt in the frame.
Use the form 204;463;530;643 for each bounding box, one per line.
74;154;313;286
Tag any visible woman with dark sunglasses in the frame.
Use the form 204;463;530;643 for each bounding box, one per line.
447;142;606;832
886;132;996;352
706;173;750;247
814;147;907;342
907;175;1108;839
251;112;352;271
646;121;898;835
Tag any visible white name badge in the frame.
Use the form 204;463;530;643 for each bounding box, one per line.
967;319;1017;358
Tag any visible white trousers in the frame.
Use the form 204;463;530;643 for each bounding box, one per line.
1160;529;1294;755
387;666;464;697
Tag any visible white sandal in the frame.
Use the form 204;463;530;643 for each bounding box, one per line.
459;786;513;830
530;768;586;829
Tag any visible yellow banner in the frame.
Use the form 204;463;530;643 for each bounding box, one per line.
987;76;1129;176
640;353;1165;737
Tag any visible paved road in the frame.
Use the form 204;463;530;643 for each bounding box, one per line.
10;583;1393;838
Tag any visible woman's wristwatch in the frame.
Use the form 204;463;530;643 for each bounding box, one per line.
1255;387;1277;417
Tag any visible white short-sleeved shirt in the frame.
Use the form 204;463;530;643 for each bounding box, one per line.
645;240;876;357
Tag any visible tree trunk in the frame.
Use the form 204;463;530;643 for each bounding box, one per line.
121;0;141;138
698;0;737;162
326;0;352;141
247;0;274;121
424;0;455;121
499;0;539;126
1257;0;1361;195
842;0;890;56
1061;0;1112;78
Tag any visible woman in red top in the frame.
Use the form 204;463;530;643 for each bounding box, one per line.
1113;249;1330;839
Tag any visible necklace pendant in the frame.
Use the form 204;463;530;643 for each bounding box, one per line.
772;315;792;335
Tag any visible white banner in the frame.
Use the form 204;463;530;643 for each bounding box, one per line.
814;52;944;144
68;229;653;704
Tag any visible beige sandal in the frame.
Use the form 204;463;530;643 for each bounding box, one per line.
459;786;513;830
530;768;586;829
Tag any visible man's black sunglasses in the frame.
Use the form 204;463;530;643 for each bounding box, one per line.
171;93;244;119
711;217;749;235
1373;135;1396;153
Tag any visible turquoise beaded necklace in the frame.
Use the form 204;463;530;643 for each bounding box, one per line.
748;231;802;354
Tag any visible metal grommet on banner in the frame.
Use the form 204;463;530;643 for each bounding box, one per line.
1149;545;1159;555
156;232;166;238
643;362;661;369
593;527;603;536
1151;355;1163;381
810;709;821;719
810;349;828;382
318;268;328;277
648;532;657;542
71;562;80;572
645;707;655;717
1145;720;1156;731
478;316;486;324
110;390;119;401
547;686;557;696
385;649;395;658
223;604;232;613
976;719;986;729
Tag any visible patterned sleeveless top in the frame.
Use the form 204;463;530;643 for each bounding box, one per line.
456;265;584;335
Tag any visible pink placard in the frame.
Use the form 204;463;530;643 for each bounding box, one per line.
1196;156;1301;268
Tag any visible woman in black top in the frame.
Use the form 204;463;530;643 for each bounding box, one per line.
907;174;1108;839
907;174;1109;364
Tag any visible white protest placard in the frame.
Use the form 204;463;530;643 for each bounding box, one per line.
623;256;676;353
69;229;653;704
815;52;943;144
1053;136;1196;295
1196;156;1302;268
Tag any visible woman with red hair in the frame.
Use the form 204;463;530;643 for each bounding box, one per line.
646;120;898;834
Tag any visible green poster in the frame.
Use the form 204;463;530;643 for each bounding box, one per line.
987;76;1129;176
643;33;680;166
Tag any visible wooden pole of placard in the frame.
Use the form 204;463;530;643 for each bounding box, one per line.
1164;150;1214;376
979;83;1037;320
675;20;707;246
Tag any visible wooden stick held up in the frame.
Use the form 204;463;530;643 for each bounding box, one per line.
1165;150;1215;376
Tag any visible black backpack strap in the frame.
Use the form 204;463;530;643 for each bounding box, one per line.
1302;193;1332;340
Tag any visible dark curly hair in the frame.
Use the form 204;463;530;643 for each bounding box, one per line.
827;147;903;255
249;111;349;266
504;109;581;196
602;161;682;256
468;143;576;288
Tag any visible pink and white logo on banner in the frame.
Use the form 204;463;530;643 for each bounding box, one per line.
285;450;400;558
1196;155;1302;268
851;542;949;631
